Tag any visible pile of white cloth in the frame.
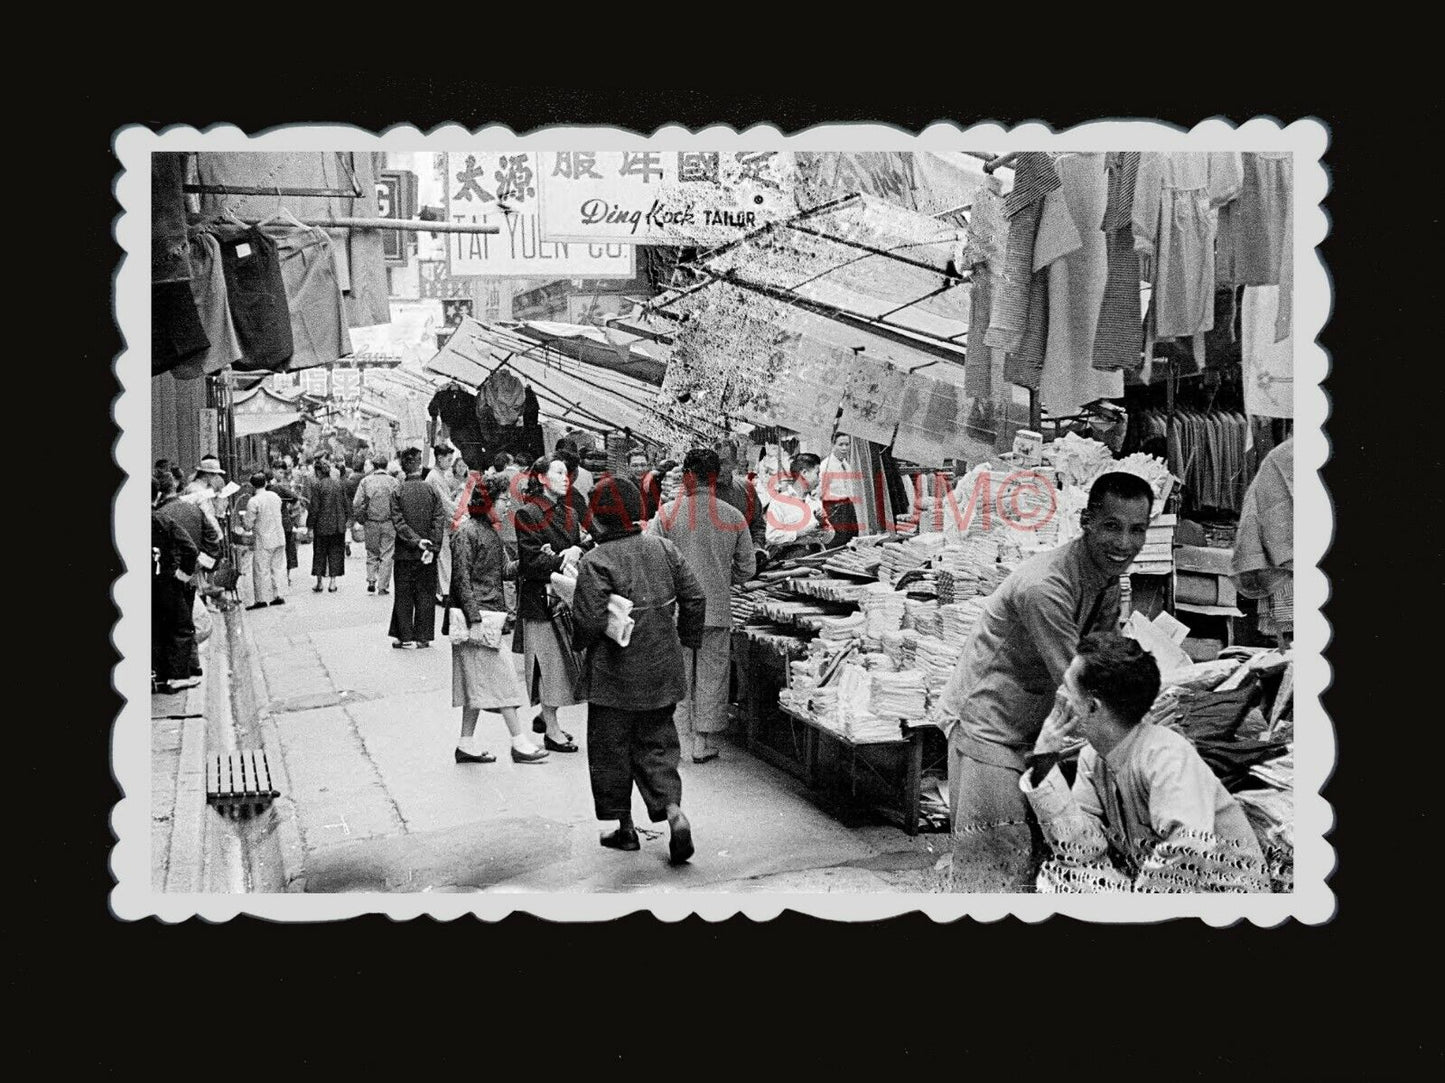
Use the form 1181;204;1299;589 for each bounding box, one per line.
860;584;908;640
792;577;870;604
879;534;946;584
880;629;919;669
870;669;927;722
913;635;956;691
903;597;941;636
939;599;987;650
814;611;867;641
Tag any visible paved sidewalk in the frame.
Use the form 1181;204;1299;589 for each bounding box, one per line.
247;550;946;894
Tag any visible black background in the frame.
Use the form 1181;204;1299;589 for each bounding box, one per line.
46;77;1431;1075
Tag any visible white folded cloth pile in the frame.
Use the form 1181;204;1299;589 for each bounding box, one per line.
860;584;907;640
792;577;870;604
549;572;635;645
869;669;927;723
815;611;867;641
905;598;942;637
939;599;986;650
879;534;946;585
913;634;956;690
1048;431;1115;489
880;629;919;669
858;652;896;671
755;598;830;624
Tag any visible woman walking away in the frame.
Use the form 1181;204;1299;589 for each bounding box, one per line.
514;452;591;752
309;460;349;592
572;476;707;864
449;475;549;765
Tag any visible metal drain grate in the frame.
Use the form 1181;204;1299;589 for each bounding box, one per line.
206;750;280;814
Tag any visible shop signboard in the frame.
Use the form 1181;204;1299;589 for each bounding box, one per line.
377;170;418;264
444;152;634;278
198;408;218;459
538;151;799;246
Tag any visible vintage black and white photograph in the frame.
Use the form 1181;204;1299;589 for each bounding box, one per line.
116;122;1328;921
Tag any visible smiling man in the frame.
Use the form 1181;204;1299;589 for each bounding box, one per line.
937;471;1154;892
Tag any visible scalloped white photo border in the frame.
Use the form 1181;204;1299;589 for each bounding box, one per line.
111;118;1332;924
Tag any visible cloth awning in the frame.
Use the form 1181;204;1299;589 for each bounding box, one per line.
424;318;723;444
511;319;670;385
235;410;302;436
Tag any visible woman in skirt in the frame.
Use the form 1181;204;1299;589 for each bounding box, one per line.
449;475;548;765
513;452;592;753
308;460;349;592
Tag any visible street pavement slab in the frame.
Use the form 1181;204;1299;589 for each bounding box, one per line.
248;548;941;894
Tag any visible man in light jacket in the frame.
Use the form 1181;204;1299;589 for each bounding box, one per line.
1021;633;1268;893
243;472;288;609
353;456;400;595
648;448;756;762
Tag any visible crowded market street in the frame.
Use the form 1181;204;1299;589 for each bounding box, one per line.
171;545;945;894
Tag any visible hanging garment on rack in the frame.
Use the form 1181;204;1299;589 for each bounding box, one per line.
210;225;295;372
1093;152;1144;373
1134;152;1243;341
194;151;391;327
986;152;1061;381
1217;153;1292;288
173;232;243;380
479;369;527;427
1241;285;1294;419
261;224;352;371
429;384;479;431
963;187;1007;400
152;152;194;286
1036;152;1124;417
152;281;211;377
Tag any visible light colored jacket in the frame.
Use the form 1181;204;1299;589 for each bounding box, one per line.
647;489;755;627
244;488;287;551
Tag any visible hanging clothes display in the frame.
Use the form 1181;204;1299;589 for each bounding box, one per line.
1241;285;1293;419
962;187;1007;401
522;386;540;428
1133;152;1244;353
1092;151;1144;373
210;225;295;372
260;224;352;371
1154;407;1250;513
173;232;243;380
1217;153;1292;288
194;151;392;328
151;152;209;377
988;152;1061;390
1035;152;1124;417
479;368;527;427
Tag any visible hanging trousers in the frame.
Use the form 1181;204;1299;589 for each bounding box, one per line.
389;560;437;643
587;703;684;822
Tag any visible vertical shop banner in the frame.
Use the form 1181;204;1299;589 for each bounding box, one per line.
198;408;219;459
839;358;909;446
445;152;634;278
538;151;800;245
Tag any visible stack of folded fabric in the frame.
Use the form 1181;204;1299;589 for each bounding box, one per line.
879;629;920;669
857;652;896;671
815;611;867;641
879;534;946;585
939;599;986;651
822;549;882;579
1048;432;1116;490
903;597;941;637
791;577;870;604
870;669;927;722
860;584;907;641
730;589;760;626
914;635;956;692
754;598;830;625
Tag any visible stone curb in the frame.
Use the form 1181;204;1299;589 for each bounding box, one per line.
227;606;309;893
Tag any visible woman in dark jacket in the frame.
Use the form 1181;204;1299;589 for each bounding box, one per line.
449;475;549;766
572;475;706;863
308;461;349;592
513;452;592;752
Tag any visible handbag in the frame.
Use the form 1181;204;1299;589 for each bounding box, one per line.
350;520;366;544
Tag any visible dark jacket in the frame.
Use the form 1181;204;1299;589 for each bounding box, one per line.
154;495;222;564
153;506;198;580
391;475;446;561
716;475;767;549
514;488;590;622
449;516;515;622
270;480;301;532
571;531;706;710
308;476;349;536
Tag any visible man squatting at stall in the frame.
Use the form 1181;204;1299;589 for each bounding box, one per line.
937;472;1154;892
1022;633;1268;893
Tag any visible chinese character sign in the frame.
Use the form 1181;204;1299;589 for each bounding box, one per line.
538;151;800;245
445;152;635;278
